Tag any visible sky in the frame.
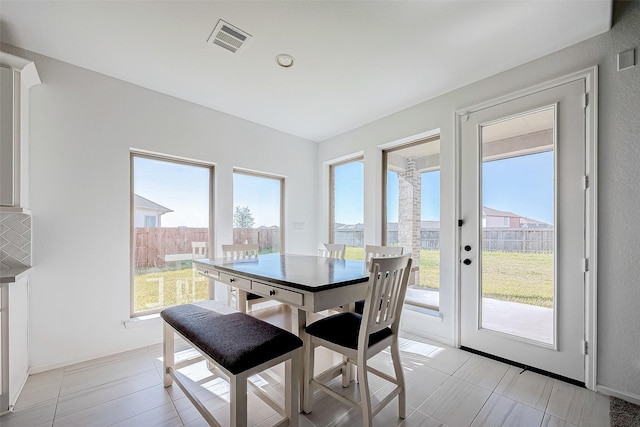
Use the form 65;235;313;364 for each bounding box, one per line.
335;151;554;226
134;156;210;227
134;157;281;227
135;149;554;229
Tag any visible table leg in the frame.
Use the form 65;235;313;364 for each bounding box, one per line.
207;278;216;301
237;289;247;313
297;308;307;412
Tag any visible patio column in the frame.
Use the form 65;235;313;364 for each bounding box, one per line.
398;157;421;283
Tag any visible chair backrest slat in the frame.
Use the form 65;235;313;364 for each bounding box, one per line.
360;255;412;343
318;243;346;259
364;245;403;265
221;244;259;260
192;241;209;258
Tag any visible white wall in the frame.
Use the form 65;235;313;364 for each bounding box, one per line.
318;3;640;400
0;45;318;371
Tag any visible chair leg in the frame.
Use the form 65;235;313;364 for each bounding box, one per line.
391;339;406;419
163;323;174;387
287;351;300;427
357;352;373;427
303;334;314;413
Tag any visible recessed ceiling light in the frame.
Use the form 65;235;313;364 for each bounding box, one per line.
275;54;295;68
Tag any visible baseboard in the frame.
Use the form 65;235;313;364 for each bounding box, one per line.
9;367;31;412
597;385;640;406
29;341;159;374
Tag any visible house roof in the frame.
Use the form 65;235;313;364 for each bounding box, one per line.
134;194;173;214
482;206;521;218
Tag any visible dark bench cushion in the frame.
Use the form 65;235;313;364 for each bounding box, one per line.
161;304;302;375
305;312;392;350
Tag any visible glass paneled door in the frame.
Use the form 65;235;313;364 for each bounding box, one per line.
459;79;587;382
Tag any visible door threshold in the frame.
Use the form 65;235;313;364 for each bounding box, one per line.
460;346;585;388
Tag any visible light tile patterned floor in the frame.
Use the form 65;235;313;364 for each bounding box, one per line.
1;306;610;427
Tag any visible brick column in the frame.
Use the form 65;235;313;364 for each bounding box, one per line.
398;158;421;284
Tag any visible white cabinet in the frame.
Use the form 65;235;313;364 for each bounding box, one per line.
0;276;29;414
0;52;40;209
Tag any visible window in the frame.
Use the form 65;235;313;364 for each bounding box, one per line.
131;152;213;316
383;137;441;310
232;170;284;254
330;158;364;260
144;215;157;228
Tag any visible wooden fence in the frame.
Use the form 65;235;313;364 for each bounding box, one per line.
233;228;281;253
335;228;554;253
135;227;281;268
135;226;552;268
135;227;208;269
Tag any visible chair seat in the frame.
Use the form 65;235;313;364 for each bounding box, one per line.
306;312;392;350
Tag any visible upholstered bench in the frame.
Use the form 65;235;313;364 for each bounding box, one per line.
161;300;303;426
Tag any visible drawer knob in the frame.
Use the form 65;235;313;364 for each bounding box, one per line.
269;290;276;296
230;278;235;282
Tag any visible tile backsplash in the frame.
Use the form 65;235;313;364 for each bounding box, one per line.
0;211;32;269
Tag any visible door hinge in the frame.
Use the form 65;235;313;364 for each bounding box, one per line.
582;340;588;355
583;175;589;190
582;93;589;108
458;219;464;227
583;258;589;272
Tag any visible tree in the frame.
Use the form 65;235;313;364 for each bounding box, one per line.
233;205;255;228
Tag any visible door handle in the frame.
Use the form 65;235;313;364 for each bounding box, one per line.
463;259;472;265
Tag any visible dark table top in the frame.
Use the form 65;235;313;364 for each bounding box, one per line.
194;253;369;293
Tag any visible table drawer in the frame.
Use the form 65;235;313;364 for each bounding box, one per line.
194;264;219;279
219;273;251;291
252;281;304;306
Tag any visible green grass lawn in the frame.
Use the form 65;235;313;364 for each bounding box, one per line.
347;247;553;308
133;268;209;313
134;248;553;312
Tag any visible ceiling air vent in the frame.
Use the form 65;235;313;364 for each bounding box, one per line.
207;20;252;53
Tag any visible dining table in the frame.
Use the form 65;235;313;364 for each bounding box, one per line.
192;253;371;409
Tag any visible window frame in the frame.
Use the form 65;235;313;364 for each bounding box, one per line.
130;150;215;317
382;135;441;312
329;156;364;247
232;168;285;254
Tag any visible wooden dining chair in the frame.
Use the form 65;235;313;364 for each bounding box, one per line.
353;245;404;314
317;243;346;259
364;244;403;264
303;255;413;426
190;242;209;300
221;244;266;312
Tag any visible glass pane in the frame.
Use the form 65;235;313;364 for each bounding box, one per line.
480;108;555;344
133;156;211;314
385;139;441;309
332;160;364;260
233;172;282;254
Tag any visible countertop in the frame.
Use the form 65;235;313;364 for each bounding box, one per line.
1;266;33;284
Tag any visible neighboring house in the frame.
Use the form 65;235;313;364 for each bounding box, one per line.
133;194;173;228
483;206;523;228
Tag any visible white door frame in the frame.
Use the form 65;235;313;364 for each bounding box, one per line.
453;67;598;390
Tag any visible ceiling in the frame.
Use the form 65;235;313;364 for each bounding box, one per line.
0;1;612;142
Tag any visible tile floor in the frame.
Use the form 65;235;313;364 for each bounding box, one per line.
1;305;611;427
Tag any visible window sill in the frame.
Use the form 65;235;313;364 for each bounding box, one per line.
124;313;162;329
